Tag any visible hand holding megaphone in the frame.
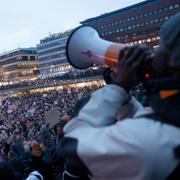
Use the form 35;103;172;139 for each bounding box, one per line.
66;25;126;69
66;26;153;89
110;45;152;90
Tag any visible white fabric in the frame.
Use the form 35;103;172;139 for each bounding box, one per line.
26;171;43;180
64;84;180;180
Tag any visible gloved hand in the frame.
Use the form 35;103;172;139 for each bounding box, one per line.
111;44;151;90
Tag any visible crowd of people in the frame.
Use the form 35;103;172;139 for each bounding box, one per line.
0;12;179;180
0;86;99;179
0;67;105;91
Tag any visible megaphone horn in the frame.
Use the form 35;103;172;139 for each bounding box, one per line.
66;26;125;69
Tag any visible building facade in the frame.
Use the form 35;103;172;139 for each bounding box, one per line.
81;0;180;48
0;48;38;82
37;29;73;77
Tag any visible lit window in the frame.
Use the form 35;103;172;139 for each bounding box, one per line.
144;13;148;17
163;7;168;11
154;10;158;14
158;8;163;13
147;38;151;42
164;16;169;20
153;45;159;48
149;12;153;15
138;40;142;43
175;4;179;8
169;5;174;10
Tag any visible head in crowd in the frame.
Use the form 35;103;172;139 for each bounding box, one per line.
54;120;67;135
0;160;15;180
31;141;42;157
26;171;43;180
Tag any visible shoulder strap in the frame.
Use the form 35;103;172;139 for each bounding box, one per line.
143;113;180;127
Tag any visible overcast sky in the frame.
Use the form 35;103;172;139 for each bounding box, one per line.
0;0;144;53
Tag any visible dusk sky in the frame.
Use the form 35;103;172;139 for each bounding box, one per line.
0;0;144;53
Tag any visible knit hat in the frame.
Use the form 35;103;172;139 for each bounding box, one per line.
160;12;180;68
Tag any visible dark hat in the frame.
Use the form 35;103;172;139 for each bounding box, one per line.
0;160;15;180
57;119;67;127
160;13;180;67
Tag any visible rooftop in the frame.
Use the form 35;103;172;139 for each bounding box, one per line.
81;0;159;23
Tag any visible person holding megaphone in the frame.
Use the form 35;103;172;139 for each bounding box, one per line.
61;13;180;180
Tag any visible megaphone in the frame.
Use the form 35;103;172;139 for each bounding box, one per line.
66;26;125;69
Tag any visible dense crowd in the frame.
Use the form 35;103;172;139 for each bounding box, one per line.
0;12;179;180
0;67;105;91
0;85;100;179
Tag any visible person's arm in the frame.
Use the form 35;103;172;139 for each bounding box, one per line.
64;84;142;131
62;45;150;179
62;119;147;179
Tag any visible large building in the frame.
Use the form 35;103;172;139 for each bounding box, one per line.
37;29;73;77
81;0;180;48
0;48;38;82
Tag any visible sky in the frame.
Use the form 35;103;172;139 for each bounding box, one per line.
0;0;144;54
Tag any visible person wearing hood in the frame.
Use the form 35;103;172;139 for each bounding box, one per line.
61;13;180;180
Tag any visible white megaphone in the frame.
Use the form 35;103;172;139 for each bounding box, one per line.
66;26;126;69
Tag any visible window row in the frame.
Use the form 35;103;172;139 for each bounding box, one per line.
123;36;160;45
97;3;179;30
101;15;170;36
37;40;67;51
41;32;72;44
39;52;66;62
38;46;66;56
